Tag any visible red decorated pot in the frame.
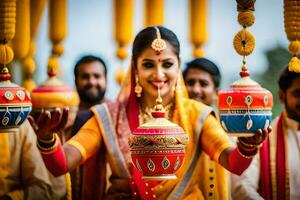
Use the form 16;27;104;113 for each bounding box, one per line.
0;67;32;132
31;76;79;111
218;68;273;136
129;110;189;180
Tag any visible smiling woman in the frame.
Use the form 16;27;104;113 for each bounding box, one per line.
30;26;271;200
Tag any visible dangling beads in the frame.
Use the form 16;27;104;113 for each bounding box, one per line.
233;0;256;76
284;0;300;73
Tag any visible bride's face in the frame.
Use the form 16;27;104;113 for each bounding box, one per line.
136;42;180;102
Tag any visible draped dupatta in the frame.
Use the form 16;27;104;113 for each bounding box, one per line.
116;63;227;199
259;112;290;200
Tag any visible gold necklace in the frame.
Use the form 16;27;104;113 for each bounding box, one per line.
139;102;174;125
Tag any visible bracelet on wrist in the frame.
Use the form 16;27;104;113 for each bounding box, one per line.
37;134;58;153
238;138;257;148
237;141;258;158
38;134;55;144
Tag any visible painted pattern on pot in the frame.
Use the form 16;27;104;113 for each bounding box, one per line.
218;70;273;137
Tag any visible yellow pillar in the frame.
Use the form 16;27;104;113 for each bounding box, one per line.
189;0;207;58
144;0;164;27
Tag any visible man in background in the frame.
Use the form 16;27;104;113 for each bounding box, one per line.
70;55;108;200
231;67;300;200
183;57;221;108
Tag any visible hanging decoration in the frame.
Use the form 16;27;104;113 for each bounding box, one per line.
189;0;207;57
144;0;164;27
284;0;300;73
218;0;273;136
114;0;133;85
47;0;67;76
0;0;32;131
10;0;30;60
31;0;78;118
22;0;47;91
31;1;76;199
129;93;189;180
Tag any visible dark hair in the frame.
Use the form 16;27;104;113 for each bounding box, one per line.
74;55;107;79
183;58;221;88
278;67;300;92
132;26;180;67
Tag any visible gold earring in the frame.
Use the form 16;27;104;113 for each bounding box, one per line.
135;75;142;97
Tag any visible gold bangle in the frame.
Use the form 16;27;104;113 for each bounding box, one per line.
238;139;257;150
37;134;58;153
38;134;55;144
237;141;258;158
236;145;256;159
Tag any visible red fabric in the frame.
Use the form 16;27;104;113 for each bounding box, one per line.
276;115;286;200
259;113;286;200
227;148;252;175
41;143;68;176
258;137;271;200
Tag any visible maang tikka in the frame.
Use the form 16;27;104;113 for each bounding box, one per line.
151;27;167;53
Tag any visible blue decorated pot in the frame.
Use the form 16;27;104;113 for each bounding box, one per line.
218;69;273;137
0;68;32;132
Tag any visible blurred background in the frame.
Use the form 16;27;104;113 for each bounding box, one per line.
11;0;290;116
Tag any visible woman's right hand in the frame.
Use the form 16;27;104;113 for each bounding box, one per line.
28;107;69;140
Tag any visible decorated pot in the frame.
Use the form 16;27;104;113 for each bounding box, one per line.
218;68;273;136
129;109;189;180
0;67;32;132
31;76;79;111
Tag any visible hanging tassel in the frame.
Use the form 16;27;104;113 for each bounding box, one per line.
11;0;30;60
0;0;16;65
238;11;255;27
0;44;14;65
288;56;300;73
47;56;59;77
284;0;300;73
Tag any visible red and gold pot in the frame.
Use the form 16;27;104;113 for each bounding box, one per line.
218;67;273;136
129;102;189;180
0;67;32;132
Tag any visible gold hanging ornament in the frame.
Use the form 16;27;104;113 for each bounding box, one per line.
0;0;16;65
284;0;300;73
144;0;164;27
114;0;133;85
189;0;207;58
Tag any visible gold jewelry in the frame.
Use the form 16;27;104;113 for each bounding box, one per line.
38;134;56;144
37;134;58;153
139;102;174;124
151;27;167;52
135;74;142;97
